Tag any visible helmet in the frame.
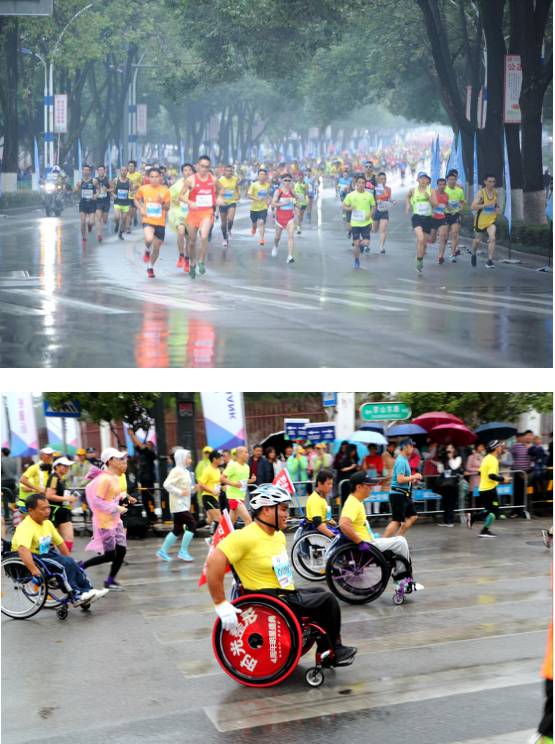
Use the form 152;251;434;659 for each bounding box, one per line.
486;439;502;452
51;165;61;174
249;483;292;511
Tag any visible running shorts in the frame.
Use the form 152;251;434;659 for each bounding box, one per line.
411;215;433;233
374;210;389;221
96;198;110;213
250;209;268;224
114;204;130;213
446;213;461;226
297;204;307;212
143;223;166;241
228;498;241;511
79;201;96;214
219;203;237;214
202;494;219;512
389;489;417;523
477;488;500;518
351;225;371;240
187;208;214;229
50;505;72;526
432;218;447;228
276;212;295;229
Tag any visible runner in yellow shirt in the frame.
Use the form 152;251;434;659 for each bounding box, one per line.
217;165;240;248
247;168;271;246
198;450;224;536
127;159;143;232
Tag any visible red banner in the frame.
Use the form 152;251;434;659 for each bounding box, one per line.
198;509;234;587
272;468;295;494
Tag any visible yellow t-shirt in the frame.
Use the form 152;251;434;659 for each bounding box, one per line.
305;492;328;523
199;464;221;497
128;171;143;197
19;462;44;497
118;474;127;493
479;453;500;491
248;180;271;211
218;522;295;591
340;494;372;542
11;516;64;555
218;175;240;205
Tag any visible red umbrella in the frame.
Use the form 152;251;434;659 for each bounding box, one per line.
429;423;477;447
412;411;465;431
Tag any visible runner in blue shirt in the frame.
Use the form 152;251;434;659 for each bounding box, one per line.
383;439;422;538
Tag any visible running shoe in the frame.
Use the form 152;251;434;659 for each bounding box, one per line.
455;248;461;256
438;256;445;264
450;256;457;263
118;232;124;241
198;261;206;275
416;257;423;274
413;582;425;591
189;264;196;279
143;250;151;264
259;240;265;246
271;246;278;257
222;239;228;248
296;228;301;235
156;549;172;562
147;267;155;279
485;259;495;268
380;248;386;254
176;255;185;269
98;235;103;243
91;588;110;601
87;224;93;233
114;224;119;234
250;225;256;235
184;257;190;273
126;228;131;234
287;256;295;264
104;578;126;591
479;528;496;538
333;645;357;665
471;252;477;267
353;258;361;269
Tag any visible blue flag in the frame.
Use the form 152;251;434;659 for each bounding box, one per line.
473;132;479;198
107;146;113;180
503;131;511;235
179;141;185;167
456;134;467;187
546;192;553;223
430;136;440;186
445;132;457;176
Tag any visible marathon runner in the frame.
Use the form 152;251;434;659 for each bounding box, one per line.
445;169;466;260
181;154;217;279
373;171;394;254
75;164;98;248
217;164;240;247
271;173;299;264
127;159;143;231
406;171;433;275
471;174;500;268
343;175;375;269
293;171;309;235
112;165;132;240
247;167;271;246
429;177;449;264
94;165;112;243
169;162;195;272
134;166;171;279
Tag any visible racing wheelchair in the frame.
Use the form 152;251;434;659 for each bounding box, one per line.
1;540;92;620
290;519;336;582
325;535;417;606
212;571;355;688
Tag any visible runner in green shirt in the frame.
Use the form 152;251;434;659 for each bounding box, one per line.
221;446;254;525
343;175;376;269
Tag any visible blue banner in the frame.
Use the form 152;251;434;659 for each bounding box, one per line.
179;142;185;167
445;132;457;176
33;137;40;187
430;136;440;186
455;134;467;187
304;422;336;443
503;131;511;235
284;418;309;440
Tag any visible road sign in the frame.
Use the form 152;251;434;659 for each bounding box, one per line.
304;422;336;442
360;402;411;422
0;0;52;14
43;399;81;418
284;418;309;439
322;392;337;408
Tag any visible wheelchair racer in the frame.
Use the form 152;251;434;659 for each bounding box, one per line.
304;469;338;539
10;493;108;606
339;472;424;592
206;483;357;666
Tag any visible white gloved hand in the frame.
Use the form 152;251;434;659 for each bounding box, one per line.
214;601;242;631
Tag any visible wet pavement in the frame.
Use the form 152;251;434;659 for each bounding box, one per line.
0;181;552;368
2;518;551;743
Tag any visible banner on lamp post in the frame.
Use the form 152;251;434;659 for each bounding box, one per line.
200;393;246;450
1;396;9;449
5;393;38;457
53;94;67;133
136;104;147;136
45;417;79;455
504;55;522;124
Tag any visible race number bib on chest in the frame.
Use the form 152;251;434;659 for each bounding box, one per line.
81;189;93;200
146;201;162;218
352;209;366;222
416;202;430;215
39;535;52;555
196;193;213;208
117;189;128;200
223;190;234;199
272;551;294;589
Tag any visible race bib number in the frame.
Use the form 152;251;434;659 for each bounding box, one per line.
196;193;213;208
257;190;268;199
448;200;460;210
180;201;189;214
239;479;248;494
117;189;128;200
377;200;390;211
39;535;52;555
98;187;107;198
223;190;234;199
483;204;496;213
435;203;446;213
272;551;294;589
416;202;431;215
146;201;162;218
352;209;366;221
279;201;294;211
81;189;93;200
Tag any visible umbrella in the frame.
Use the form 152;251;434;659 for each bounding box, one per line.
358;424;386;434
386;423;428;438
259;430;288;455
474;422;517;442
331;439;374;462
412;411;465;431
350;430;388;446
429;423;477;447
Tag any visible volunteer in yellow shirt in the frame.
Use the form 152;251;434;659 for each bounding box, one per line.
305;469;337;538
11;492;106;606
247;167;271;246
471;440;509;538
134;167;171;279
198;450;224;533
217;165;240;247
206;483;357;665
339;472;422;589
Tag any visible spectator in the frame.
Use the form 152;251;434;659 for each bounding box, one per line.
382;441;397;490
333;441;349;472
248;444;264;484
311;443;333;482
1;447;18;496
284;444;293;462
510;431;533;513
408;445;421;474
85;446;102;468
465;442;485;494
436;445;463;527
195;446;213;483
362;444;384;477
529;436;548;503
337;444;359;499
257;447;277;485
128;430;158;523
286;446;309;495
69;448;91;489
422;440;440;478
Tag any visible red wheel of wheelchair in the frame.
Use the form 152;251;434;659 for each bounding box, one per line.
212;594;303;688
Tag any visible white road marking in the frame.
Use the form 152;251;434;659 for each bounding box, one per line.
4;288;132;315
448;289;552;307
0;301;45;317
382;287;552;315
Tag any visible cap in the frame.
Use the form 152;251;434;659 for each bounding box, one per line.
53;457;73;468
202;446;213;454
100;447;127;465
417;171;430;180
315;443;327;449
350;471;374;485
399;438;416;448
40;447;55;455
86;447;96;454
76;448;86;456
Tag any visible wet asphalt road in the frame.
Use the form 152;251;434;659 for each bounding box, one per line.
0;180;552;368
1;518;551;744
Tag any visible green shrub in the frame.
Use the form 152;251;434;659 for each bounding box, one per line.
0;190;43;210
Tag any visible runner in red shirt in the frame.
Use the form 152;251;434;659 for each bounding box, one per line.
180;154;217;279
430;177;450;265
271;174;299;264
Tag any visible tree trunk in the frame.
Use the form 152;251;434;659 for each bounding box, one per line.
0;18;19;189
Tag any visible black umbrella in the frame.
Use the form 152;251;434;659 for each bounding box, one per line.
474;422;517;441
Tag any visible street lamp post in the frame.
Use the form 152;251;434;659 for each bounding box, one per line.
20;47;47;174
128;51;147;162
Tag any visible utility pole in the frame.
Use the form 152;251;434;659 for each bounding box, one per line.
152;395;170;521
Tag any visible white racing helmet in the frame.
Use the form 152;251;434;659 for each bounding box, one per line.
249;483;291;511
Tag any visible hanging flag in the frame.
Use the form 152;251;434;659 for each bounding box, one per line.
198;509;234;587
473;131;479;199
445;132;457;176
503;130;511;235
200;393;246;450
5;393;38;457
430;136;440;186
455;134;467;187
273;468;295;495
546;192;553;223
77;138;82;172
1;396;9;449
179;141;185;167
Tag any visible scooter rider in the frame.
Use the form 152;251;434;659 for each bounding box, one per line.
206;483;357;666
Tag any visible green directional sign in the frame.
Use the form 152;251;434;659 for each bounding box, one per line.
360;401;411;422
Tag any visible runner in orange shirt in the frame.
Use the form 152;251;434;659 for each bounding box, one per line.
180;154;217;279
134;167;171;278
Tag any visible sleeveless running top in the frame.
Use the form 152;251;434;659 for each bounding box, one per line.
189;173;216;209
432;190;448;219
410;185;432;216
445;185;465;214
96;176;110;200
375;184;392;211
275;188;296;217
475;188;498;230
80;178;96;202
114;178;131;205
